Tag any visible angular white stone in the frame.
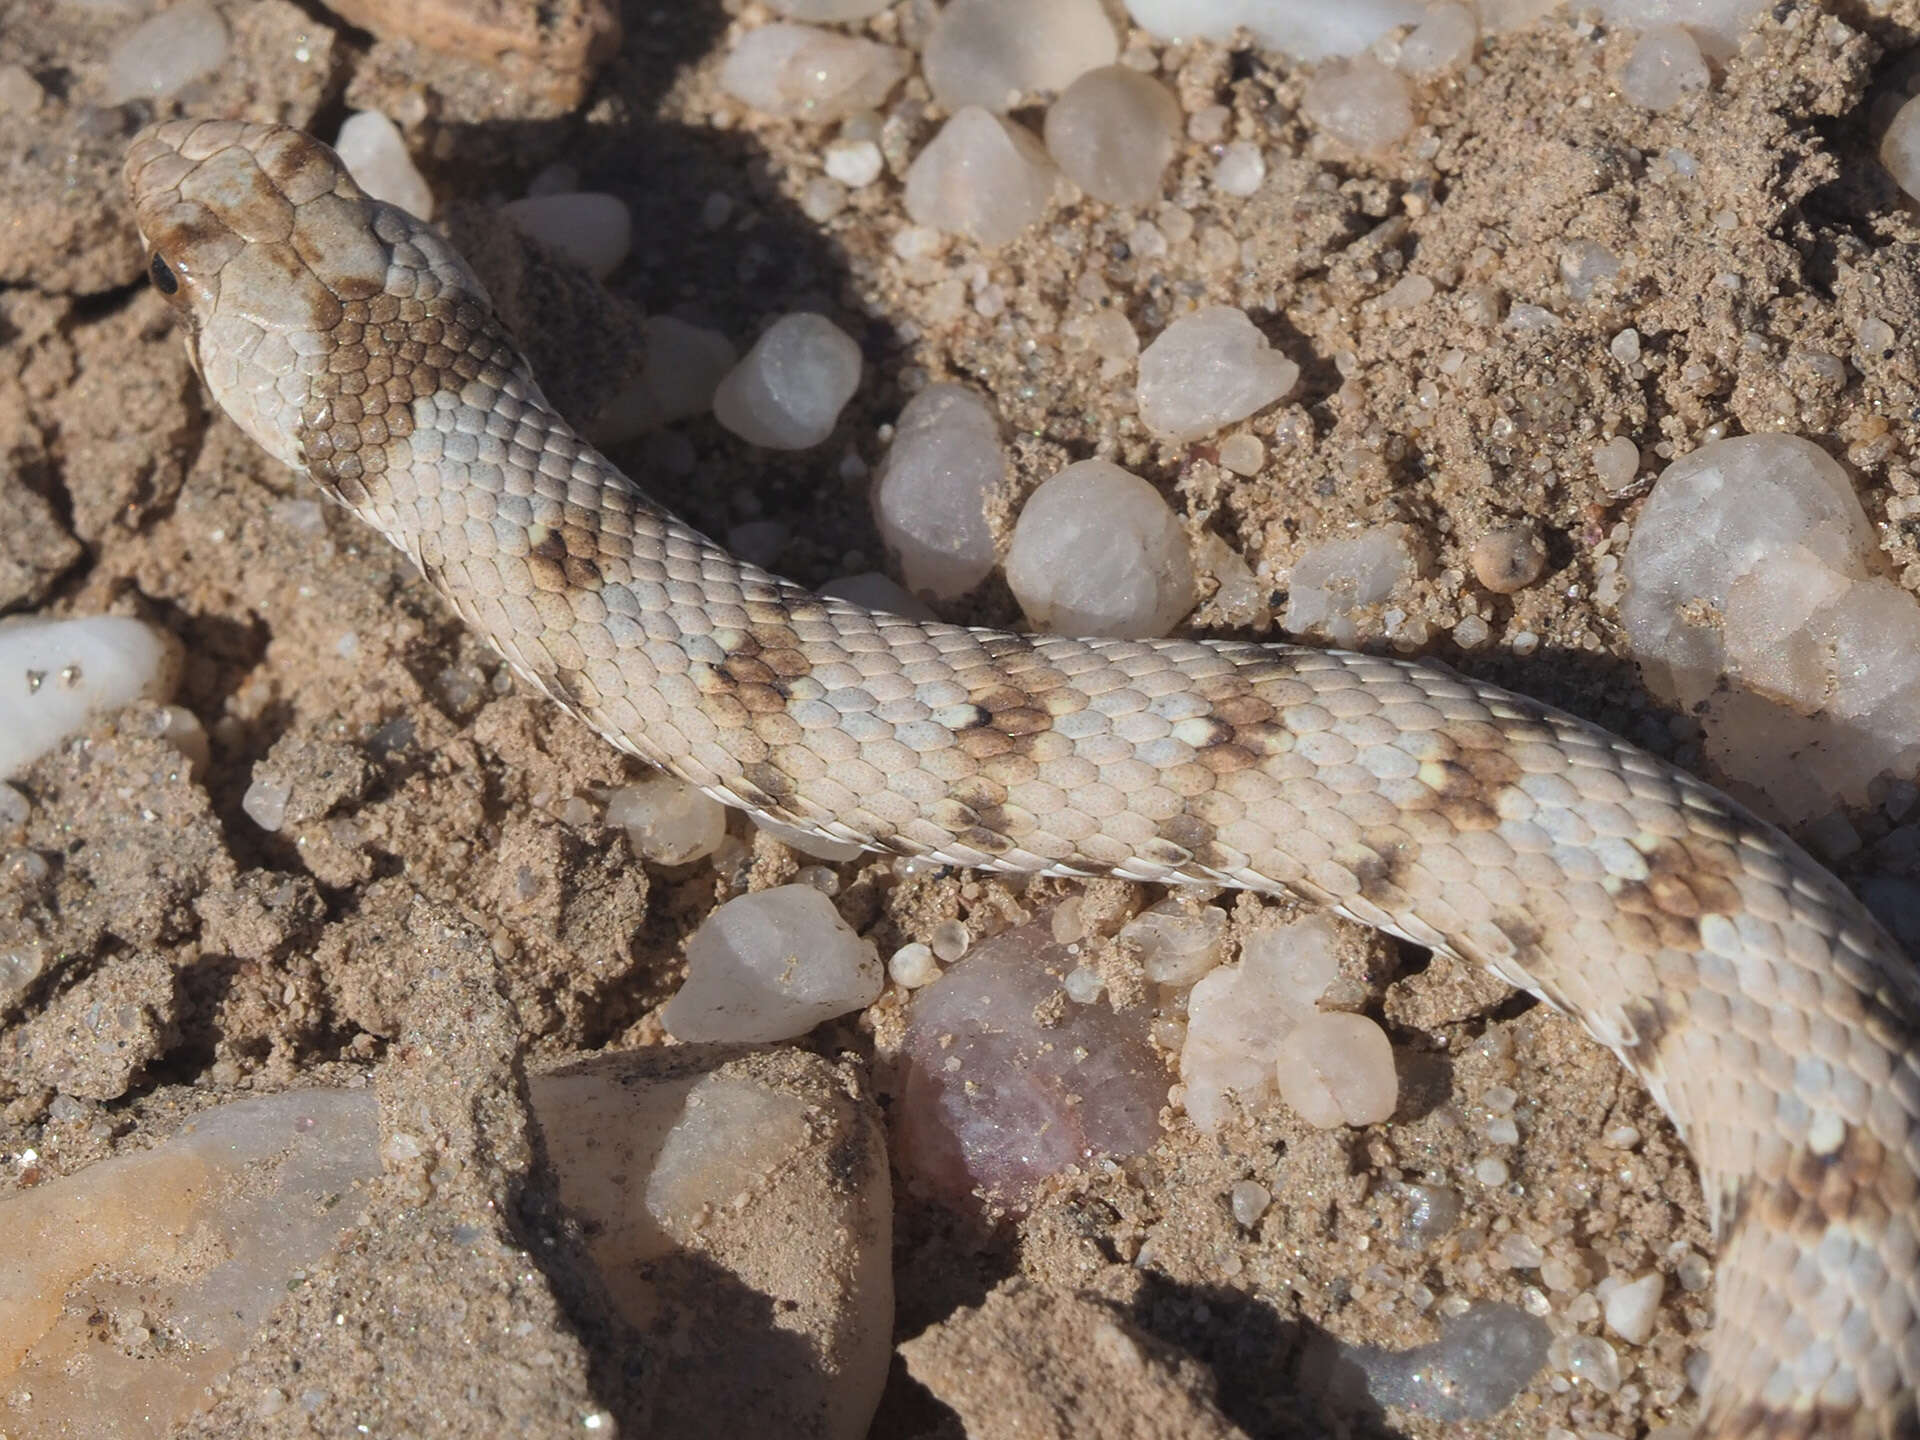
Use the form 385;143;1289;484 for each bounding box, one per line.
904;108;1059;248
718;22;910;122
1123;0;1424;59
1275;1012;1397;1128
923;0;1117;112
500;193;631;279
871;384;1005;602
1621;25;1709;112
713;313;862;450
334;111;433;221
1302;55;1415;153
607;773;729;865
1602;1271;1664;1346
0;617;184;779
1285;527;1417;647
1042;66;1181;208
1137;306;1299;442
1399;3;1477;75
664;886;882;1043
102;0;228;104
1004;459;1196;639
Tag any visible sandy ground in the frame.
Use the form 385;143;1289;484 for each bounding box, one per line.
6;0;1920;1436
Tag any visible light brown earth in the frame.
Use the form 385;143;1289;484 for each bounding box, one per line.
5;1;1920;1437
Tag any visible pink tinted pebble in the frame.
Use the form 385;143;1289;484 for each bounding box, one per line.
895;920;1165;1210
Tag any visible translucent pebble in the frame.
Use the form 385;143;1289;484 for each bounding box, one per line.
1603;1271;1664;1345
1062;308;1140;379
1229;1180;1271;1227
1622;434;1873;708
818;572;939;621
768;0;891;17
1137;306;1299;442
662;885;882;1043
0;782;28;828
1676;1250;1712;1293
333;112;433;220
1882;96;1920;204
1274;1012;1397;1127
0;617;185;780
1560;240;1620;300
1382;274;1435;310
824;138;885;188
1470;524;1545;594
606;774;728;865
1285;527;1416;646
888;942;941;988
596;317;739;443
1119;899;1229;985
923;0;1118;112
1212;140;1267;197
1592;436;1641;494
1217;433;1265;476
102;0;228;104
1342;1303;1551;1420
905;108;1059;247
1237;915;1343;1018
1453;614;1490;648
718;23;910;122
1621;25;1709;111
871;384;1006;601
1497;1232;1544;1269
713;313;862;450
500;193;632;279
1042;66;1181;207
1062;966;1105;1003
1564;1334;1623;1393
1403;1183;1461;1246
1485;1116;1519;1145
1122;0;1425;59
1399;3;1476;74
929;920;971;962
753;814;865;862
1589;0;1768;57
1301;55;1415;154
896;922;1164;1207
1473;1156;1510;1185
1004;459;1197;639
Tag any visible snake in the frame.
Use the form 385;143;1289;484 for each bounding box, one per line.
122;117;1920;1439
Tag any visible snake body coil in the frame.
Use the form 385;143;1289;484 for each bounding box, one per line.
125;118;1920;1438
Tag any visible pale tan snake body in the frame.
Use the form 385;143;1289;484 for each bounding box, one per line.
124;118;1920;1439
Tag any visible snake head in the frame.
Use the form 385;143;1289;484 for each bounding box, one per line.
124;119;491;498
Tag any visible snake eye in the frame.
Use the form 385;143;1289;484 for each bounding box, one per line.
149;252;180;296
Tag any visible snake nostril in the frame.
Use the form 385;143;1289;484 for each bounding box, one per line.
149;251;180;296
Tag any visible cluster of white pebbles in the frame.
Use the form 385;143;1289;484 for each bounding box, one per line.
4;0;1919;1431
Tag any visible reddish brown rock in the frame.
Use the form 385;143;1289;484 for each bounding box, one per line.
320;0;619;110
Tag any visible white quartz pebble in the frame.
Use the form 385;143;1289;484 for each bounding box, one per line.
1120;900;1229;986
1399;3;1477;75
102;0;228;104
1239;916;1344;1017
1212;141;1266;198
1123;0;1424;59
1590;0;1767;59
1621;24;1709;111
1004;460;1196;639
0;617;184;779
1042;66;1181;208
767;0;892;17
1302;55;1416;153
713;313;862;450
1603;1272;1665;1345
1285;527;1417;646
663;886;882;1043
824;138;885;188
1137;306;1299;442
333;111;433;220
870;384;1006;601
905;108;1059;248
1275;1012;1397;1128
1883;96;1920;203
500;193;631;279
923;0;1117;112
595;316;739;443
607;774;729;865
719;22;909;123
